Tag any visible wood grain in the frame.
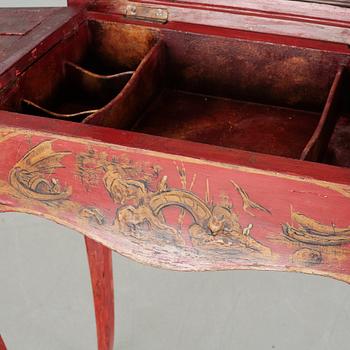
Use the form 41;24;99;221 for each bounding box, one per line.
0;9;52;35
134;89;321;159
134;0;350;21
0;8;84;88
93;0;350;44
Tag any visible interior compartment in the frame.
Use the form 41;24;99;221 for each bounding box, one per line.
130;30;350;162
0;21;160;123
1;19;350;166
134;89;322;159
21;62;133;120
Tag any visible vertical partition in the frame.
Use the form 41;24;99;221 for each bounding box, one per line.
83;41;166;129
301;66;346;161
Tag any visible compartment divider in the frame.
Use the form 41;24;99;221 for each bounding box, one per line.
65;61;133;98
21;99;99;120
301;66;345;162
83;40;166;129
20;62;134;121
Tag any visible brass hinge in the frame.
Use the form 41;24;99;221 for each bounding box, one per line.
125;4;168;24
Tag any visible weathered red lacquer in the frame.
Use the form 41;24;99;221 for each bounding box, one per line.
0;335;6;350
1;0;350;348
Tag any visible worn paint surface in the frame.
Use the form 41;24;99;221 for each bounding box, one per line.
0;128;349;283
2;4;350;350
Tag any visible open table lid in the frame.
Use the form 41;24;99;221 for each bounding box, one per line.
0;7;84;88
69;0;350;45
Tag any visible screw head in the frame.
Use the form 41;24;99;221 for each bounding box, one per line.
128;5;137;15
155;9;164;17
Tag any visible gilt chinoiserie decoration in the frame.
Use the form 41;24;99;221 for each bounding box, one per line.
0;127;349;283
2;1;350;349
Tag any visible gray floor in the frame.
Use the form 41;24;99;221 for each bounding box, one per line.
1;213;350;350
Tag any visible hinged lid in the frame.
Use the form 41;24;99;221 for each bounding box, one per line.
0;7;84;89
69;0;350;45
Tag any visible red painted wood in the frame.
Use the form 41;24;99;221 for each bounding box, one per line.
138;0;350;20
88;11;350;54
300;0;350;5
301;66;345;161
91;0;350;44
0;123;349;283
0;335;6;350
85;237;115;350
91;0;350;21
0;111;349;187
0;8;85;89
0;9;50;35
0;2;349;348
84;41;166;128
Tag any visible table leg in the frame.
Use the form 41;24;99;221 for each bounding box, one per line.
0;335;6;350
85;237;115;350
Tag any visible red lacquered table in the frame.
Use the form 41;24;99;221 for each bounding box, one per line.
1;1;350;349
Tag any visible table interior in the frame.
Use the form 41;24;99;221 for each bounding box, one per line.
0;18;349;167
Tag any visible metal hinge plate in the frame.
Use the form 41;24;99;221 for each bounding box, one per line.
125;4;168;24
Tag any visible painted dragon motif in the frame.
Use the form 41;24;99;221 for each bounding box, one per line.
102;162;270;254
9;140;72;202
6;142;271;256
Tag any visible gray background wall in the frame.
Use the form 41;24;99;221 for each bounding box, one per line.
1;1;350;349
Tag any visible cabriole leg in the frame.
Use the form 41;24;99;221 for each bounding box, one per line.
85;237;115;350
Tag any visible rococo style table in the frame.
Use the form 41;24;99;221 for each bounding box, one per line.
0;0;350;348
